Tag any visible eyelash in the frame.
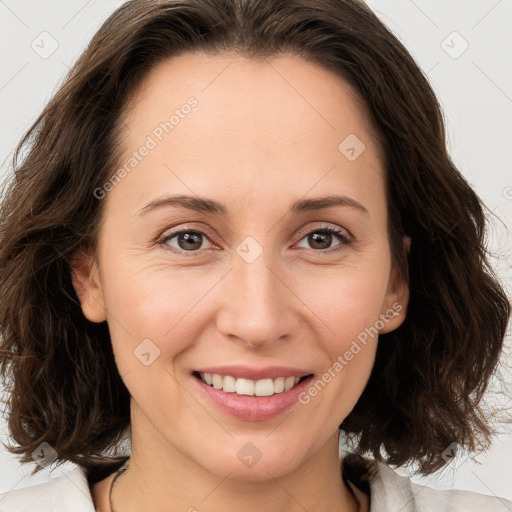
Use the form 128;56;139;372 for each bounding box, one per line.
156;224;352;256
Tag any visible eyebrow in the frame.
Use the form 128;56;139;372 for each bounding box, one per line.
136;194;369;217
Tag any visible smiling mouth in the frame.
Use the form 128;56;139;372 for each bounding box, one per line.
193;371;313;397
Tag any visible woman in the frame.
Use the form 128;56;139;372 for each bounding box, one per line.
0;0;510;511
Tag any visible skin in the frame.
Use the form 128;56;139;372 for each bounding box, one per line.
72;52;409;512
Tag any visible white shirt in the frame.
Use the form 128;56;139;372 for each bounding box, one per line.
0;456;510;511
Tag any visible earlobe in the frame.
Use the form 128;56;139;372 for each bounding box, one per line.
379;299;407;333
69;249;107;323
379;236;411;334
379;284;409;333
404;235;411;254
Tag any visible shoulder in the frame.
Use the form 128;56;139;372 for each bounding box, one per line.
372;460;512;512
0;466;95;512
341;452;512;512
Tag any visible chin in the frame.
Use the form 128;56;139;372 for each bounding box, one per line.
195;441;306;482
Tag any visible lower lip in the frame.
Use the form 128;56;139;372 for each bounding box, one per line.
193;374;314;421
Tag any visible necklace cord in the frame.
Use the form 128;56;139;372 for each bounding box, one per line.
109;463;129;512
107;461;362;512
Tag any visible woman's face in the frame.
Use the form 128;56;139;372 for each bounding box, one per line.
73;52;408;480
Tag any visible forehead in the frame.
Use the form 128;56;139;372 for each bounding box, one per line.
113;51;385;215
122;50;380;147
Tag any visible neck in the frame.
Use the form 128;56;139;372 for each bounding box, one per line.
110;406;359;512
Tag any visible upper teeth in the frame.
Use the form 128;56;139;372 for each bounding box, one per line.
199;373;302;396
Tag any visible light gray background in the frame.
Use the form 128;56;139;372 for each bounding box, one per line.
1;0;511;502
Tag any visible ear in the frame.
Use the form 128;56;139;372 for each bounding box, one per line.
69;248;107;323
378;236;410;334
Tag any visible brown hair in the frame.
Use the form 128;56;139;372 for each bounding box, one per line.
0;0;510;482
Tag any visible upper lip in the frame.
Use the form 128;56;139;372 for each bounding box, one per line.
194;365;313;380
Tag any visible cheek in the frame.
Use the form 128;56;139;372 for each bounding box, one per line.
102;266;205;419
292;260;389;407
100;254;225;385
295;277;382;427
297;262;390;346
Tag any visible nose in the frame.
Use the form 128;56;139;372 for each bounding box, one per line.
215;247;298;349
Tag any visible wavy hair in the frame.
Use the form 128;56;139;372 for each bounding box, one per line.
0;0;510;483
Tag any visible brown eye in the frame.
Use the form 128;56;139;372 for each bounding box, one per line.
307;232;335;250
296;226;350;252
162;230;213;252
